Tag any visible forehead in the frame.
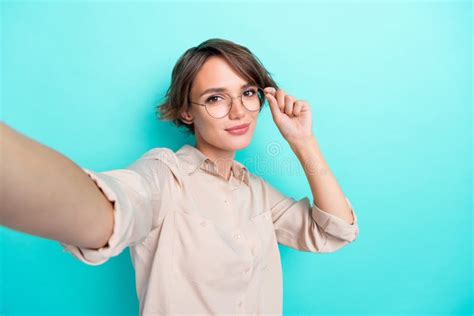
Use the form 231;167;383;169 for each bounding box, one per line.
191;56;249;95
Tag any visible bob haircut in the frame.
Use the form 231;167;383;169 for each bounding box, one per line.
156;38;280;135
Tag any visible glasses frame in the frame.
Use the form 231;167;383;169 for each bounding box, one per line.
189;87;267;119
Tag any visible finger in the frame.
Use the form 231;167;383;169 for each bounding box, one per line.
264;93;282;121
285;95;295;117
299;100;310;114
293;101;303;116
276;89;286;111
263;87;277;95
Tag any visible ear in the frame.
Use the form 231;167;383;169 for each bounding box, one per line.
180;107;194;125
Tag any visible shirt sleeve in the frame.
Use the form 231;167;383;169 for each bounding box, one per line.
59;159;157;266
261;178;359;253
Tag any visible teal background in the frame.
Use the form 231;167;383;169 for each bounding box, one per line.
1;1;471;315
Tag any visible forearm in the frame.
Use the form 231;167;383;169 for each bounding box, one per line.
0;122;114;249
289;135;354;225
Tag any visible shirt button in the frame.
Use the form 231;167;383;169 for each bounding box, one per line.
244;267;251;273
234;233;241;239
237;300;242;307
200;221;206;227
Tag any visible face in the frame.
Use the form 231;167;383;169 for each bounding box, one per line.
180;56;261;156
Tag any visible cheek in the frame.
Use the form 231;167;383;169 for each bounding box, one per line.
250;113;259;127
196;115;223;136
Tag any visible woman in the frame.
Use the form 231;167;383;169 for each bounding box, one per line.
0;38;359;315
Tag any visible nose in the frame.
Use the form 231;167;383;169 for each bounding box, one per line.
228;97;246;120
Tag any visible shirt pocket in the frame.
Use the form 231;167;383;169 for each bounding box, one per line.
172;209;251;285
249;209;275;263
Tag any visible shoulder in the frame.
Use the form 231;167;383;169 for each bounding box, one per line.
246;172;286;199
246;171;268;192
128;146;185;188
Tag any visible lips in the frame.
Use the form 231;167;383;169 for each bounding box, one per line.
225;123;250;131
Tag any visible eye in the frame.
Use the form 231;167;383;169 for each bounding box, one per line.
243;88;257;97
206;95;223;103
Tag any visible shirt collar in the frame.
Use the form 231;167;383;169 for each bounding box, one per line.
175;144;250;187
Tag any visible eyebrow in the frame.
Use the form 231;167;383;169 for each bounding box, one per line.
199;83;255;98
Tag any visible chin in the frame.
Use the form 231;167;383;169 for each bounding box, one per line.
219;131;253;151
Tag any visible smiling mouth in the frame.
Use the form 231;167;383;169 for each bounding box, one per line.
225;123;250;131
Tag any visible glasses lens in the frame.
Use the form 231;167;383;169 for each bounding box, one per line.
205;94;232;118
242;87;266;111
203;87;267;118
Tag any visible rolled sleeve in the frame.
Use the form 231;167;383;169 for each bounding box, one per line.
311;196;359;243
262;178;359;253
60;166;153;266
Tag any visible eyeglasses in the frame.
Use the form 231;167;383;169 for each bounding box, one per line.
189;86;267;119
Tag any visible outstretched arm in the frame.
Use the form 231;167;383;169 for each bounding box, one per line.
0;122;114;249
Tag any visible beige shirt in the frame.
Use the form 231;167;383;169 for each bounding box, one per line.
60;144;359;315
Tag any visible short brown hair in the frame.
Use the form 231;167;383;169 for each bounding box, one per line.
155;38;279;135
